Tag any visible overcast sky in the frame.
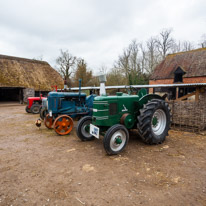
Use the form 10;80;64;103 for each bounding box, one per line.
0;0;205;74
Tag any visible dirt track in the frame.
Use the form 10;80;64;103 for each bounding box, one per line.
0;105;206;206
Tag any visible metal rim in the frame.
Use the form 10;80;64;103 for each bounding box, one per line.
110;130;126;152
151;109;166;136
81;120;92;138
54;115;73;135
32;106;40;113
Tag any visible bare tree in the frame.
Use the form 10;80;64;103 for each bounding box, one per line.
171;41;182;53
169;40;195;53
128;40;139;72
199;34;206;48
145;37;160;75
99;64;107;74
139;43;147;74
156;28;175;59
56;49;77;87
181;41;195;51
114;47;131;81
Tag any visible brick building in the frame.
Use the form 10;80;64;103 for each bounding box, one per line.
149;48;206;99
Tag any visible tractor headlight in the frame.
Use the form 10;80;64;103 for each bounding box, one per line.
49;110;52;117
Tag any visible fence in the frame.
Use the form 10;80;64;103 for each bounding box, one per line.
168;91;206;132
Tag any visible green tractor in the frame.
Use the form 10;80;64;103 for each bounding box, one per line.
76;88;171;155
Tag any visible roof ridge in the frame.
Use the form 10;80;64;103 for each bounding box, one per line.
167;47;206;58
0;54;48;65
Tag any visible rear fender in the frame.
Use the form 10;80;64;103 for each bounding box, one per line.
135;94;163;110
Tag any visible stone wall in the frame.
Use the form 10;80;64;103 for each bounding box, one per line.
23;88;35;103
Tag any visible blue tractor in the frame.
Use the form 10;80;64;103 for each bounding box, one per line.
44;81;96;135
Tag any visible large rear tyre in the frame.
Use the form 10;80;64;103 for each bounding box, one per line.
31;104;41;114
40;108;48;120
76;116;95;141
53;115;74;135
103;124;129;155
25;106;31;113
137;99;171;144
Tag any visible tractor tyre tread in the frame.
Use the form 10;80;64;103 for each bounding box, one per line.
30;104;41;114
25;105;31;113
40;108;48;120
76;116;95;141
103;124;129;155
137;99;171;145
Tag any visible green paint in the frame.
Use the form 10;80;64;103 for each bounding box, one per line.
152;116;158;127
92;88;163;133
85;125;90;133
115;137;122;144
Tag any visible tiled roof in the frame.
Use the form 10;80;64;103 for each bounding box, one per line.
150;48;206;80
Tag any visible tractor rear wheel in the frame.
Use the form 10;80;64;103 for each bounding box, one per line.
40;108;48;120
76;116;95;141
103;124;129;155
44;114;54;129
53;115;74;135
137;99;171;144
31;104;41;114
25;106;31;113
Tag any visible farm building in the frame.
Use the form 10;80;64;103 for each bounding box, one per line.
150;48;206;131
149;48;206;100
0;54;64;103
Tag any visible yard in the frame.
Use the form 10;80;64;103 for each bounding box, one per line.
0;105;205;206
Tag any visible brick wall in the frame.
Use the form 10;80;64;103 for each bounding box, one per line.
149;77;206;93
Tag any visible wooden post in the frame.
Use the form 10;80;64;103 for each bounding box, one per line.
176;87;179;100
149;88;153;94
195;87;200;102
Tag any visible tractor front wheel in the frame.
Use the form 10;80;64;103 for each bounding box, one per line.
137;99;171;144
40;108;48;120
25;106;31;113
31;104;41;114
44;114;54;129
103;124;129;155
76;116;95;141
53;115;74;135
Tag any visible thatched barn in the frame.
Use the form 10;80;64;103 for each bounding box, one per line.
0;54;64;103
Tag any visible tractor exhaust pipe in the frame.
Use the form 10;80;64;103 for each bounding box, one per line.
79;79;82;101
99;74;106;96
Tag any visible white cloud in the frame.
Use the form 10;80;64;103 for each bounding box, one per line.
0;0;205;73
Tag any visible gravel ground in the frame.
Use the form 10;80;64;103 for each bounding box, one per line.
0;105;206;206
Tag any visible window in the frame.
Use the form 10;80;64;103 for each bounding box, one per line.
174;66;186;83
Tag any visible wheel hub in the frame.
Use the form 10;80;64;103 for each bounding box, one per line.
115;137;122;144
84;125;90;133
152;116;159;127
151;109;167;136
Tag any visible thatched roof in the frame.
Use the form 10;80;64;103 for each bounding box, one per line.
0;54;64;90
150;48;206;80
